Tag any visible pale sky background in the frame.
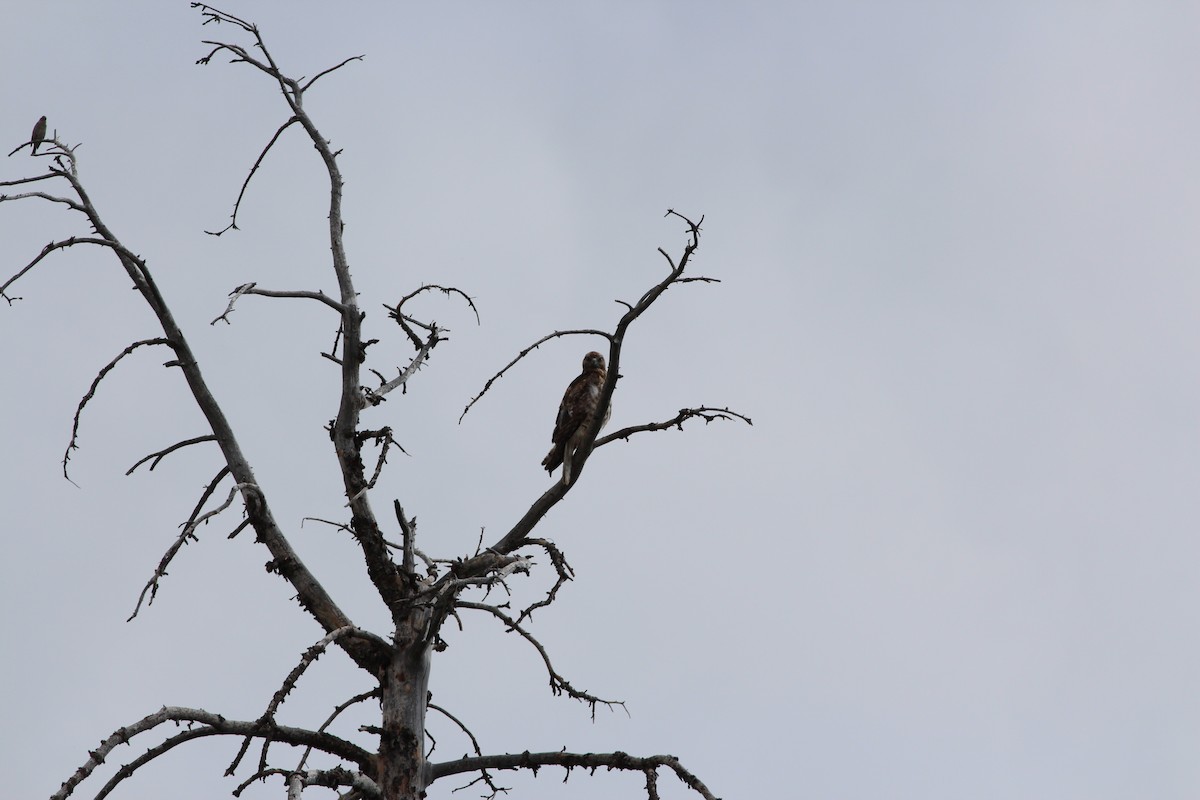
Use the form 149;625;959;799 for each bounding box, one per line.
4;2;1200;799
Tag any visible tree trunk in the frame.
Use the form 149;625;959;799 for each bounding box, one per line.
378;615;431;800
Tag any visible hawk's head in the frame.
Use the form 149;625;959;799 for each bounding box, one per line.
582;351;606;372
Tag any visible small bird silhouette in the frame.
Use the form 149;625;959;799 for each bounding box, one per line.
30;115;47;155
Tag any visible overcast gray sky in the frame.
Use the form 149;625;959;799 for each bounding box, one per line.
5;2;1200;799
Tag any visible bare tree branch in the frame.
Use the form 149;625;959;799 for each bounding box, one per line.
211;281;348;324
63;338;174;482
295;689;381;772
515;537;574;625
645;767;662;800
205;116;301;236
429;751;720;800
233;767;291;797
428;702;511;800
459;329;613;423
196;1;407;625
366;333;438;403
172;761;383;800
344;428;407;502
595;406;753;449
127;476;247;621
421;554;533;617
428;703;483;758
296;767;381;797
391;283;480;327
51;706;374;800
0;183;84;210
2;235;149;299
457;601;625;714
126;434;218;475
302;54;367;92
94;726;220;800
364;284;480;404
394;500;417;579
231;626;390;776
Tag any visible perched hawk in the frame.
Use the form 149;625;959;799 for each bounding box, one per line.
30;115;46;155
542;351;611;486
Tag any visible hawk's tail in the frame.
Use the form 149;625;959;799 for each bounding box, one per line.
541;445;563;473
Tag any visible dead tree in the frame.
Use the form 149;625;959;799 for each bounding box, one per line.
2;5;749;800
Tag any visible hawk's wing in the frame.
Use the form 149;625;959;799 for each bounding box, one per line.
543;371;600;472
